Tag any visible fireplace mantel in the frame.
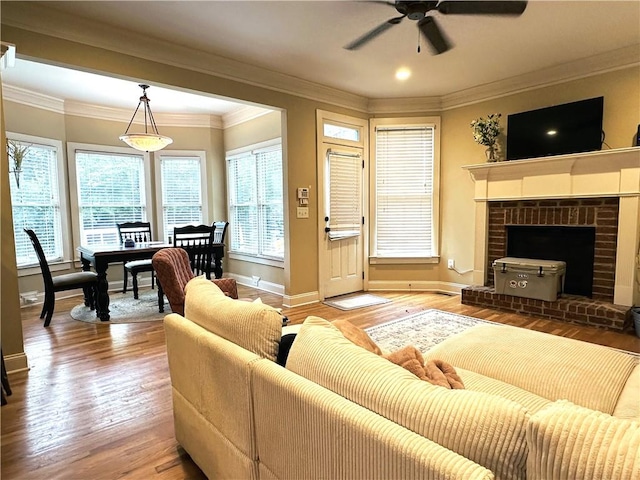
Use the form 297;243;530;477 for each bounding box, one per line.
462;147;640;201
462;147;640;307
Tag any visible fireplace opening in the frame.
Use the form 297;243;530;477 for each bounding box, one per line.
506;226;596;297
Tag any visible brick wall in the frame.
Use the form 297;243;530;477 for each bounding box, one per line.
486;198;619;302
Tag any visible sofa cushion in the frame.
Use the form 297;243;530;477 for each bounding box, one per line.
287;316;531;480
527;400;640;480
457;368;551;414
425;323;638;414
184;277;283;362
253;358;494;480
613;362;640;419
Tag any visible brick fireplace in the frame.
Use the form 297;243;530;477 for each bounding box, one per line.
461;148;640;331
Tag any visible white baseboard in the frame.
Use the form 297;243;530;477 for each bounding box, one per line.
4;351;29;374
367;280;468;296
228;273;284;296
282;291;320;308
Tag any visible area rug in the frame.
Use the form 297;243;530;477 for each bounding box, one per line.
323;293;391;311
71;290;169;324
365;309;499;353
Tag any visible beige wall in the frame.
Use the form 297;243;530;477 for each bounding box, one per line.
438;67;640;287
1;84;26;364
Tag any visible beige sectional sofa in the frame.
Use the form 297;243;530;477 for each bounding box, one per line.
164;277;640;479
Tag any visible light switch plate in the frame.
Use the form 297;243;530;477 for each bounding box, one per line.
297;206;309;218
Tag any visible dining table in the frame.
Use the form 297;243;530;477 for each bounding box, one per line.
78;241;171;321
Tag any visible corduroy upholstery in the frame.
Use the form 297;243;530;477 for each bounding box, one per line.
424;323;638;415
253;359;494;480
527;400;640;480
152;248;238;315
164;296;494;480
287;316;530;480
184;277;281;362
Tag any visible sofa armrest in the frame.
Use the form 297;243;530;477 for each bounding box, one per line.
527;400;640;480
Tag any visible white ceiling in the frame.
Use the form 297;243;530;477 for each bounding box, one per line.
1;1;639;113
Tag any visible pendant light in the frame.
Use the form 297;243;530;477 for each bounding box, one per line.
119;84;173;152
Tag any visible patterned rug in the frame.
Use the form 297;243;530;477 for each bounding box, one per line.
71;289;169;324
323;293;391;311
365;309;499;353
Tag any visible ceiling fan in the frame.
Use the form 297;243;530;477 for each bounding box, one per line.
344;1;528;55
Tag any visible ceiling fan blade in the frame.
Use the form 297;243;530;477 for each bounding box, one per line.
437;1;528;15
417;16;451;55
344;15;405;50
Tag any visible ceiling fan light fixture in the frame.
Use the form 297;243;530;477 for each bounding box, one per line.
120;84;173;152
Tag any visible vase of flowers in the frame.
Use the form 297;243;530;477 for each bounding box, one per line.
470;113;502;162
6;139;31;188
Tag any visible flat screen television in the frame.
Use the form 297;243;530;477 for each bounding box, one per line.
506;96;604;161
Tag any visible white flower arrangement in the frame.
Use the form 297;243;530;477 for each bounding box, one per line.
470;113;502;147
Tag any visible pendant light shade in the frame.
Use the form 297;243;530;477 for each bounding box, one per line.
120;84;173;152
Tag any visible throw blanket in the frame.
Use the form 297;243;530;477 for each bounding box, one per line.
384;345;465;389
331;319;464;389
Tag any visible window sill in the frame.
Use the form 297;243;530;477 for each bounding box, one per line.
229;252;284;268
369;256;440;265
18;260;74;277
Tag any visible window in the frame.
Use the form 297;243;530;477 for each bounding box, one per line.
323;122;360;142
227;140;284;261
8;135;64;267
74;148;148;246
370;117;440;261
157;152;207;241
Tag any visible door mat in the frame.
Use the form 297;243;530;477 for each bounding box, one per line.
365;309;498;353
323;293;391;311
71;289;169;324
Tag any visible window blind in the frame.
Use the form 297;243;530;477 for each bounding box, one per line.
10;141;62;266
160;156;203;239
75;150;146;245
375;126;435;257
327;151;361;240
227;142;283;260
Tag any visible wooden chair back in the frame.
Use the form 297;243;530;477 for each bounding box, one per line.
24;228;54;289
173;224;215;277
117;222;152;244
213;221;229;244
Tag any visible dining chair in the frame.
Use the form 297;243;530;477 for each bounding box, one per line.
24;228;98;327
117;221;155;299
173;224;216;278
212;221;229;244
152;248;238;315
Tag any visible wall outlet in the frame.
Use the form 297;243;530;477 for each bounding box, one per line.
447;259;455;270
296;206;309;219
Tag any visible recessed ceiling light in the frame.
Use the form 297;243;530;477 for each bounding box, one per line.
547;130;557;136
395;68;411;81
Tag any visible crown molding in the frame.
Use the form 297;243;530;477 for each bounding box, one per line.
222;105;273;129
440;44;640;111
0;2;369;113
2;84;65;113
3;89;224;129
368;96;442;114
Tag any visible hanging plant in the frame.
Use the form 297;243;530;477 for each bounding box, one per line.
6;139;31;188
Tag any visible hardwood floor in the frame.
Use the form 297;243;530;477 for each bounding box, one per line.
2;287;639;479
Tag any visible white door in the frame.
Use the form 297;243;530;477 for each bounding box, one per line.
321;144;364;298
